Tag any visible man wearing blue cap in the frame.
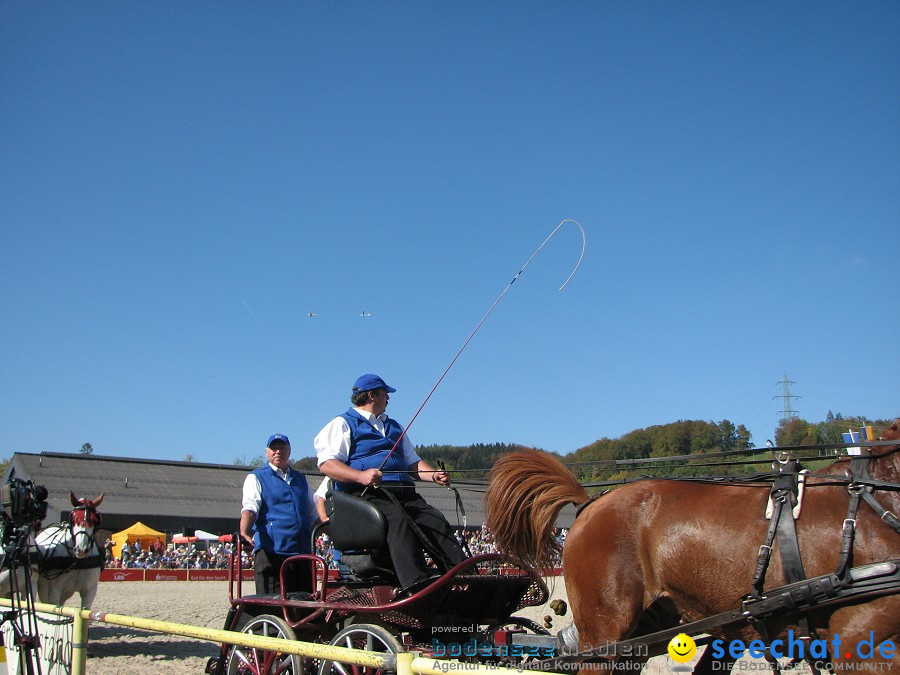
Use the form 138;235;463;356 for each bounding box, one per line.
314;374;466;592
240;434;317;594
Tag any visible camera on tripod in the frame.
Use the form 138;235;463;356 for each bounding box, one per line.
0;478;49;674
0;478;49;535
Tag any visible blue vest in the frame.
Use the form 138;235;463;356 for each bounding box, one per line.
336;409;415;490
251;466;312;556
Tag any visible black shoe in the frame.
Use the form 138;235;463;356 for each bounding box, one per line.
397;575;438;598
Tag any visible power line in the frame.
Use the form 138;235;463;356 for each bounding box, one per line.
774;373;800;421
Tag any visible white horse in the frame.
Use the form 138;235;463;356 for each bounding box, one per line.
33;492;105;608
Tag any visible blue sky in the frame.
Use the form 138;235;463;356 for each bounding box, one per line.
1;2;897;467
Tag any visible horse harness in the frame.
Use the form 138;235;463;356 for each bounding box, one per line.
747;452;900;672
32;502;105;577
559;450;900;670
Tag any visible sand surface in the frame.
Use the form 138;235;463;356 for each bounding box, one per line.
81;578;577;674
86;580;230;674
26;577;687;674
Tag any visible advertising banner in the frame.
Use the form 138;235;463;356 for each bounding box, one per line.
145;569;188;582
187;570;229;581
1;611;73;675
99;568;253;582
100;569;144;582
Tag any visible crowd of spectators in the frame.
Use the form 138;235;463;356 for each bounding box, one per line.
105;525;567;571
314;524;567;570
106;539;236;570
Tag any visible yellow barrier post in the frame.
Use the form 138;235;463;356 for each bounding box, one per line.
71;609;86;675
397;650;414;675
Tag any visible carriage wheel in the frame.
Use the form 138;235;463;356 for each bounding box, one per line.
225;614;303;675
318;623;401;675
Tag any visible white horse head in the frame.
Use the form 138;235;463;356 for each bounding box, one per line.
34;492;105;608
66;492;104;558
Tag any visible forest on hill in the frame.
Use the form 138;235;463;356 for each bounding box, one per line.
413;412;894;484
4;413;888;479
289;412;893;480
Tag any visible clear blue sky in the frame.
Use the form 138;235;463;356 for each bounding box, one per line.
2;2;897;467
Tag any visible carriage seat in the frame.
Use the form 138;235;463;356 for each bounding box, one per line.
325;490;396;583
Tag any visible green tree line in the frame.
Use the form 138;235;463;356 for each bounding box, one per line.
4;414;891;481
394;413;892;484
774;411;891;448
563;418;753;482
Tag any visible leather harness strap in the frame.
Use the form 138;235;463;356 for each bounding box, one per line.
850;455;900;532
834;455;900;581
749;460;821;673
752;461;807;599
746;451;900;673
545;560;900;669
834;487;862;581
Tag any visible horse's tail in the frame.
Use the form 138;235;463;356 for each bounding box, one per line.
485;448;589;569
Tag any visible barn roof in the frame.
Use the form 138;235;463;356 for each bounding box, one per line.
1;451;574;538
3;452;258;535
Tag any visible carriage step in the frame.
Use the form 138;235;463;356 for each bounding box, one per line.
237;591;314;602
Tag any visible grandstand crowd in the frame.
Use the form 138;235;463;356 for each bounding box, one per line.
105;525;568;570
105;538;234;570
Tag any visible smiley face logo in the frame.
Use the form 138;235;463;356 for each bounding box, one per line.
667;633;697;663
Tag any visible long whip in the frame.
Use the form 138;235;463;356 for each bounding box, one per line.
376;218;586;474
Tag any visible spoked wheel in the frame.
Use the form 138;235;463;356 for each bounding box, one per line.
318;623;401;675
226;614;302;675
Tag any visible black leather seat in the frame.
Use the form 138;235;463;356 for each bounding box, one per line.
325;490;396;582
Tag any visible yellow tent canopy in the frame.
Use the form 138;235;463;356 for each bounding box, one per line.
110;521;166;559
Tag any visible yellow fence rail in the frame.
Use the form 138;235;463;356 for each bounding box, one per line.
0;598;567;675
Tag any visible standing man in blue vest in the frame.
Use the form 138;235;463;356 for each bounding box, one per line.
314;374;466;592
240;434;317;594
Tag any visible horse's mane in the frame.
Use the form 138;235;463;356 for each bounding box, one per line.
485;448;589;568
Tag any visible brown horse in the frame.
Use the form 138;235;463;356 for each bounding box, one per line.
486;419;900;672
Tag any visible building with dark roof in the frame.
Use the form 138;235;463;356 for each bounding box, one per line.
2;452;574;540
3;452;254;536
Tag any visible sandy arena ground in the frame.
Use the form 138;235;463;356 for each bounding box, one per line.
82;578;578;674
64;577;690;674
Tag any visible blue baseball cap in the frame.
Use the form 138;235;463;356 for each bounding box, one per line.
267;434;290;447
352;374;396;393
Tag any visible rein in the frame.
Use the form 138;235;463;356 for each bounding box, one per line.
68;502;103;553
567;440;900;493
35;504;104;577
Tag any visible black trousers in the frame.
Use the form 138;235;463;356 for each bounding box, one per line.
359;486;466;589
253;548;312;595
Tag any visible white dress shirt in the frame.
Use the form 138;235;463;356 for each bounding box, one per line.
241;462;317;523
314;407;420;467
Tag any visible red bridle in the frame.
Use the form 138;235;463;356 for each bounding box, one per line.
69;502;102;528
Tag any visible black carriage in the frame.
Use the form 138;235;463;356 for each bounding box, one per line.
206;491;555;675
